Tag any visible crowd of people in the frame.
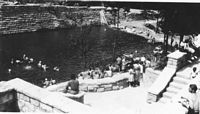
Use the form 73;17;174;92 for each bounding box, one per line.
77;51;152;87
179;35;200;63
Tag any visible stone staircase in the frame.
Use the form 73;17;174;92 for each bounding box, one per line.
158;61;200;103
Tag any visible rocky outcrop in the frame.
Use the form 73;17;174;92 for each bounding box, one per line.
0;5;101;35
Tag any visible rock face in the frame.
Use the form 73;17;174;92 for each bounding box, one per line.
0;5;101;35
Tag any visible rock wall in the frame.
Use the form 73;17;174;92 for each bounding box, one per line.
0;5;101;35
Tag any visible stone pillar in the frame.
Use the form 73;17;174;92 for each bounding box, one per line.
166;50;187;70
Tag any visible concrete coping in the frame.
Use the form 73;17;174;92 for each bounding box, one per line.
148;67;176;95
46;72;129;90
1;78;101;114
167;50;187;60
79;72;130;85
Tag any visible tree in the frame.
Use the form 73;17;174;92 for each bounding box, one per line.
159;5;200;49
158;6;200;54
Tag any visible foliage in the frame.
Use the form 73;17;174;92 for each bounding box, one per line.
154;55;168;70
159;7;200;35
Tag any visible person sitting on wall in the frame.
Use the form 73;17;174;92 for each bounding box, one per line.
104;67;113;78
78;73;84;80
65;74;79;95
180;40;196;62
93;71;100;79
188;36;199;59
88;67;94;79
185;39;196;60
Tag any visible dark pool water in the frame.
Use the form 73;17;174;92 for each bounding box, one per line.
0;26;156;86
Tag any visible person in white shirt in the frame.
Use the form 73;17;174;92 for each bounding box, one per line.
128;68;135;87
179;84;200;114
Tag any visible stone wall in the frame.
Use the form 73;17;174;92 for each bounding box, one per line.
16;91;65;112
0;78;101;113
46;72;129;93
0;5;101;35
80;78;129;92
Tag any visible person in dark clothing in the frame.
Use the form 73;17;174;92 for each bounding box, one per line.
65;74;79;95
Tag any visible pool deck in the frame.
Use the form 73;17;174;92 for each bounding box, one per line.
84;77;186;114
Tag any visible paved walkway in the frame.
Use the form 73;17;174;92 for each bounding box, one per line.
84;82;185;114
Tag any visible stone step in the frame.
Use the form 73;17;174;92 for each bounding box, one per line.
176;69;192;79
166;86;180;94
169;82;186;90
162;91;176;99
173;76;190;85
158;97;171;104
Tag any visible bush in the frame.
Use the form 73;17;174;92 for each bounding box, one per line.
154;56;168;70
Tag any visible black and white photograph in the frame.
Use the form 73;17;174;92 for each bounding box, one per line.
0;0;200;113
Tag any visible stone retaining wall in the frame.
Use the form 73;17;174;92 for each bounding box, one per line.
0;78;100;113
79;73;129;92
47;72;129;93
0;5;101;35
80;78;128;92
16;91;65;112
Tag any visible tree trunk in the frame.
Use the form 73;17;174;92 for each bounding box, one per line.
179;34;184;45
164;33;169;54
156;17;159;33
166;33;169;54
